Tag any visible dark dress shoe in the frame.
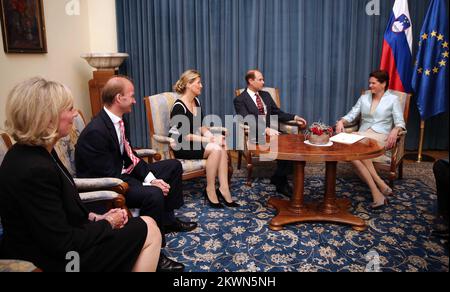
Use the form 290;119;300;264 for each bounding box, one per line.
276;184;293;197
157;253;185;272
216;188;240;207
203;189;223;208
164;218;198;233
431;228;449;239
270;175;287;186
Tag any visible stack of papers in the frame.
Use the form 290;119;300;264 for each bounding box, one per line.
330;133;365;145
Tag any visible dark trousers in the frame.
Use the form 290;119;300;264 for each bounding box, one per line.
121;159;184;245
433;159;449;223
272;160;293;183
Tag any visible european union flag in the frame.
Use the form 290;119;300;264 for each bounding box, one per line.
412;0;449;120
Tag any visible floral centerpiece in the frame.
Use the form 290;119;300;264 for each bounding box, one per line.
305;121;334;145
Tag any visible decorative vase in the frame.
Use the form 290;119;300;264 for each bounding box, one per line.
309;134;330;145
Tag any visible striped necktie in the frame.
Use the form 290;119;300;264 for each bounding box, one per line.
255;92;265;115
119;120;140;174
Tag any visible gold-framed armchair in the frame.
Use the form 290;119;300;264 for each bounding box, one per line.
234;87;303;186
343;90;411;187
144;92;233;181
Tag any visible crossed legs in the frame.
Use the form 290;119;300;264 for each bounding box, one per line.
352;159;391;205
203;142;233;203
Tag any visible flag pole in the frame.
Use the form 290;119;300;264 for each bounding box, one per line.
417;120;426;162
406;119;436;163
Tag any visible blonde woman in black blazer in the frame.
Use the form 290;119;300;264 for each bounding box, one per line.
0;77;161;272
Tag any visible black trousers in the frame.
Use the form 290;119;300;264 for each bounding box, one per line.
272;160;293;183
433;159;449;222
121;159;184;245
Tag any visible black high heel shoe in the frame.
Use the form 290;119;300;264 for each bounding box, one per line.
203;190;223;208
216;188;239;207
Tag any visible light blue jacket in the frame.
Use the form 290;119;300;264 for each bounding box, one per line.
342;91;406;135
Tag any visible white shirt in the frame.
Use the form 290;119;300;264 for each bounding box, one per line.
247;88;267;115
103;107;156;184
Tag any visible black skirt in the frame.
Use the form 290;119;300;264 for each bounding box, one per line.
173;142;205;160
80;217;147;272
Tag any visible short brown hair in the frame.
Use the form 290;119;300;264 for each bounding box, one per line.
370;70;390;91
101;75;133;106
245;70;260;85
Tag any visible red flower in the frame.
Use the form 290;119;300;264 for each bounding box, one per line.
312;127;323;135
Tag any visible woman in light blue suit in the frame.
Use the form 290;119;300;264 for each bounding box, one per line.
336;70;406;209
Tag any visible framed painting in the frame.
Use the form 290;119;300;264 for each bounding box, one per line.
0;0;47;53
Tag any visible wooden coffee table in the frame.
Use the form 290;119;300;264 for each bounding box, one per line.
250;134;385;231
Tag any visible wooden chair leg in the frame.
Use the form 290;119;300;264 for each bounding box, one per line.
398;161;404;180
246;163;253;186
237;151;242;170
228;156;233;184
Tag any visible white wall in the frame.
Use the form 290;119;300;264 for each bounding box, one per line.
87;0;118;53
0;0;117;129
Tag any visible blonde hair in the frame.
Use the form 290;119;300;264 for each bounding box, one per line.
4;77;74;147
173;69;201;94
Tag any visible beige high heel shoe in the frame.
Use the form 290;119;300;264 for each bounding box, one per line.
371;196;389;210
382;186;393;196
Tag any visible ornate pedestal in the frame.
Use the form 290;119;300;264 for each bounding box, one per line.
88;70;115;117
81;53;129;116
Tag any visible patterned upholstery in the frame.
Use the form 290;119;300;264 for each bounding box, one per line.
386;90;409;166
78;190;122;203
0;133;12;167
179;159;207;173
54;114;83;177
52;113;131;192
52;112;129;203
147;92;179;160
0;260;38;272
145;92;209;180
134;148;157;158
74;177;125;192
0;139;7;166
280;122;301;135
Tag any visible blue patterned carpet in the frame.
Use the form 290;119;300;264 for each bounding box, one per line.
166;177;449;272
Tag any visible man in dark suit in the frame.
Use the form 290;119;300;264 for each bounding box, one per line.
234;69;307;196
75;76;197;272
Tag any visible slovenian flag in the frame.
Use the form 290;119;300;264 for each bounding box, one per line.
380;0;413;93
